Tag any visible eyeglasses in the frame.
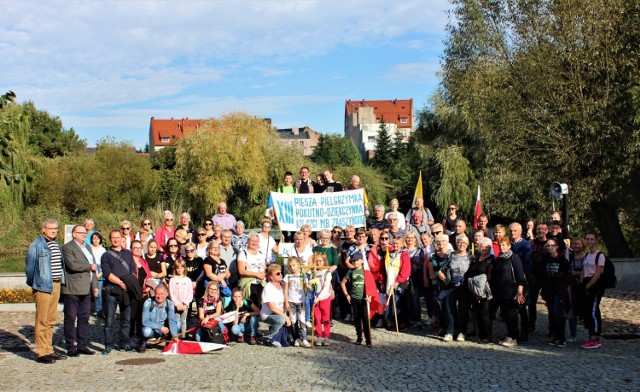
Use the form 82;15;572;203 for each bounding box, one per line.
204;222;212;226
449;207;456;210
75;231;87;235
186;249;195;253
143;222;151;226
198;233;206;236
165;218;173;221
434;231;442;235
388;218;397;221
168;244;179;248
274;272;282;276
332;230;342;234
380;237;390;240
263;224;271;228
122;227;130;230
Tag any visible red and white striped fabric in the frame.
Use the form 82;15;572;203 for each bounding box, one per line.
162;340;226;355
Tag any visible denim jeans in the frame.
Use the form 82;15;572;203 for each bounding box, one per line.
230;316;259;337
103;285;131;347
262;314;285;340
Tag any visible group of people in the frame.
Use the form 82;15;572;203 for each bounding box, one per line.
25;170;610;363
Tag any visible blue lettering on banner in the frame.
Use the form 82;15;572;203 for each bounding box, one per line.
277;200;294;224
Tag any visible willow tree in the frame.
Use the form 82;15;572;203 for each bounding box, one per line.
175;112;306;226
0;91;39;218
439;0;640;256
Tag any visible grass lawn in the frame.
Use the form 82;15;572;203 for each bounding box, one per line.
0;256;24;273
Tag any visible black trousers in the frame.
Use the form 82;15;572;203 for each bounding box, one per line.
351;298;371;343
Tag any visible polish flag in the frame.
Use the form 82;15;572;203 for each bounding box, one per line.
364;249;382;319
162;340;226;355
473;185;482;230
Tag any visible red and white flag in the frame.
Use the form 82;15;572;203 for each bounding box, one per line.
473;185;482;229
162;340;226;355
364;250;382;319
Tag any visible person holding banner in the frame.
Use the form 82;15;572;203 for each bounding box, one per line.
320;169;343;193
383;236;412;331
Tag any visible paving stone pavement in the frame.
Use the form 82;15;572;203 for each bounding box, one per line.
0;291;638;391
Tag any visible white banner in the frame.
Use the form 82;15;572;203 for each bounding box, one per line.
270;189;366;232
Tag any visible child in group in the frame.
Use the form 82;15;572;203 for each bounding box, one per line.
283;257;311;348
225;287;260;344
169;260;193;335
340;252;372;346
195;282;226;342
310;253;334;346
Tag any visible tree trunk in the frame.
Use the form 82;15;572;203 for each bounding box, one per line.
592;201;633;257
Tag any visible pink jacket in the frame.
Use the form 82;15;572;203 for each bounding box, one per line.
155;226;176;252
169;276;193;307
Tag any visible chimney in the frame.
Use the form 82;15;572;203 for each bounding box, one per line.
292;127;299;135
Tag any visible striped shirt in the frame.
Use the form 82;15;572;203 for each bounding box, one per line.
47;240;63;280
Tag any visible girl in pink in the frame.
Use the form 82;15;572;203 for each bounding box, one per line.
311;253;334;346
169;260;193;335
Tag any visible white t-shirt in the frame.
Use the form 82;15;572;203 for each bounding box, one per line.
238;250;266;284
583;251;606;278
260;282;285;320
284;273;307;304
284;246;314;266
259;235;277;264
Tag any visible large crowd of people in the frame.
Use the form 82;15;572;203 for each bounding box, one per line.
24;167;609;363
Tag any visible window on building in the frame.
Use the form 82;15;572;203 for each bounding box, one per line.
368;136;376;143
400;117;408;124
161;137;170;143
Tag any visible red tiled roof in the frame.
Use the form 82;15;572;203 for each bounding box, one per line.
149;117;205;147
345;99;413;129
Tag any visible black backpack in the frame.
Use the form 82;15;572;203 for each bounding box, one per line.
596;252;617;289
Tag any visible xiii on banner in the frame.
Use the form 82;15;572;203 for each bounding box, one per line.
271;189;366;231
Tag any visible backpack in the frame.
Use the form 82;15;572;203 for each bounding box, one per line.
596;252;617;289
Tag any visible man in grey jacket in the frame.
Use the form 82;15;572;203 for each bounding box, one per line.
62;225;98;356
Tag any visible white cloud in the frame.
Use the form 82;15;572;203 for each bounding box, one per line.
385;62;441;82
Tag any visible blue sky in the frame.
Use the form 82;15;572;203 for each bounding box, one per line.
1;0;451;149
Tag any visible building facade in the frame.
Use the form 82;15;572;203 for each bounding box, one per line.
344;99;414;161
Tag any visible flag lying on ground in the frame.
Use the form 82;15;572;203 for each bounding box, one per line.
162;340;226;355
411;171;423;208
473;185;482;229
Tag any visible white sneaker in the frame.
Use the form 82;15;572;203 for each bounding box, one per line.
305;321;312;328
322;338;331;346
301;339;311;348
443;334;453;342
499;337;517;348
294;339;300;347
271;341;282;348
456;334;466;342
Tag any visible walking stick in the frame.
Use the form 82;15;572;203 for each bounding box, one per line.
148;325;198;345
311;301;316;348
366;300;372;346
392;288;399;336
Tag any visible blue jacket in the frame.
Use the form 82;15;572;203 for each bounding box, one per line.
511;238;532;275
142;298;179;337
25;235;66;292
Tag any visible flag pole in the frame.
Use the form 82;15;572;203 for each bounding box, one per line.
391;288;399;336
366;300;372;346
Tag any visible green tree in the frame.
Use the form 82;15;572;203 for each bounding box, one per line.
313;134;361;166
0;91;39;218
371;121;393;169
438;0;640;256
175;112;307;226
34;139;159;215
22;101;86;157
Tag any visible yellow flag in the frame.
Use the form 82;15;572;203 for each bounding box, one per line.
411;171;423;208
